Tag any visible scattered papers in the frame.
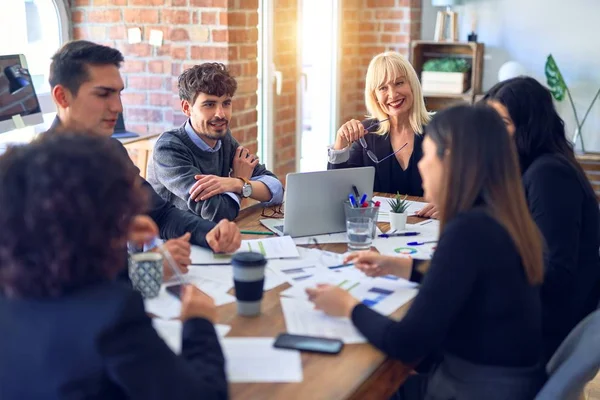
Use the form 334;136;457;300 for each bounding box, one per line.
280;297;366;344
185;264;286;292
179;277;236;307
151;319;232;354
240;236;299;259
221;338;303;382
372;196;429;222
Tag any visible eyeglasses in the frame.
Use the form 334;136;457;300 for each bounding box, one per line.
358;119;408;164
260;204;284;218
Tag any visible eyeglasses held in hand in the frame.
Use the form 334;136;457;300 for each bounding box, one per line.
358;118;408;164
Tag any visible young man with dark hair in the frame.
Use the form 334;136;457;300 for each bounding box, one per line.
147;63;284;222
47;40;241;276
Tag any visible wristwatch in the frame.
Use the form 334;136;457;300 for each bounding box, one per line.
237;177;252;198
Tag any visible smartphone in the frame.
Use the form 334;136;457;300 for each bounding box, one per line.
166;284;183;299
273;333;344;355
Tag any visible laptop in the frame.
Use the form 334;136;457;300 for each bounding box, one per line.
260;167;375;238
112;113;139;139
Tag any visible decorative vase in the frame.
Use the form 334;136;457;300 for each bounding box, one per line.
389;212;407;232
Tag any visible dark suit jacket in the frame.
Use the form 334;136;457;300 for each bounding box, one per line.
0;281;228;399
46;117;217;248
327;119;424;196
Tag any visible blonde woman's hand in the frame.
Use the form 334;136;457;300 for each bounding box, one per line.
334;119;367;150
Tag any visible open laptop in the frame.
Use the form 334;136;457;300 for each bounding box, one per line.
260;167;375;237
112;113;139;139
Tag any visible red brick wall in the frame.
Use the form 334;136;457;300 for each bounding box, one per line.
339;0;422;124
70;0;259;154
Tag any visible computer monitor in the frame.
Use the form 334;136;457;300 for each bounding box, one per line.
0;54;43;134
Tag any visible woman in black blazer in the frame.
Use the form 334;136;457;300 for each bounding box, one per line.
310;105;546;399
485;76;600;362
327;51;432;201
0;135;227;399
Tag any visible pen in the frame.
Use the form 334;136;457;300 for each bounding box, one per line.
407;240;438;246
352;185;360;199
348;194;358;208
378;232;421;238
240;230;276;236
156;243;187;284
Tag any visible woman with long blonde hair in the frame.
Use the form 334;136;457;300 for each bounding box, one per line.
328;51;432;202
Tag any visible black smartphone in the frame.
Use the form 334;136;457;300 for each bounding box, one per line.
166;284;183;299
273;333;344;355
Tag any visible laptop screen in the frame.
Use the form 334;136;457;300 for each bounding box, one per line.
0;54;41;123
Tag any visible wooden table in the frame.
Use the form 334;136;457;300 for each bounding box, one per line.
219;195;427;399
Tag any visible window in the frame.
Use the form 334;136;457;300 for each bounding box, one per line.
0;0;69;112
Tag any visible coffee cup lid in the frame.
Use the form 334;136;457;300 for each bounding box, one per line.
232;251;266;267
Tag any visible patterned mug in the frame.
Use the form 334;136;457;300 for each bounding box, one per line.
129;252;164;298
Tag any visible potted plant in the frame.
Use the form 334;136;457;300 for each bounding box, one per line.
421;57;471;94
387;193;409;232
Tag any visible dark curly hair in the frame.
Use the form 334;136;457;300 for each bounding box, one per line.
0;134;147;298
178;62;237;105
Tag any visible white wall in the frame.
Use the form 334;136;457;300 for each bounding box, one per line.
421;0;600;152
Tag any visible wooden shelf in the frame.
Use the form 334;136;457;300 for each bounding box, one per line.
410;40;484;111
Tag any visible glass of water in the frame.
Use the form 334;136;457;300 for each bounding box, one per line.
346;217;374;250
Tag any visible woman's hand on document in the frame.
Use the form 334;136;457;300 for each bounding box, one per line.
306;284;360;318
346;251;412;280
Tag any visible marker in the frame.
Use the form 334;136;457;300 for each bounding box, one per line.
359;193;367;205
349;194;358;208
378;232;421;238
374;201;381;207
352;185;360;199
407;240;438;246
240;230;276;236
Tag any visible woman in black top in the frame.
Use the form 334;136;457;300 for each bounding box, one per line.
327;51;432;200
0;135;227;399
485;76;600;361
309;105;546;399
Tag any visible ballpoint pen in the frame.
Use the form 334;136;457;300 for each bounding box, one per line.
348;194;358;208
407;240;438;246
352;185;360;199
378;232;421;238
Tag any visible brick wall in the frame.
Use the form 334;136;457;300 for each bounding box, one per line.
339;0;422;123
70;0;259;155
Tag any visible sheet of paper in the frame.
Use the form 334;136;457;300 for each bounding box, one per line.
240;236;300;259
281;266;418;316
373;196;429;222
152;319;232;354
373;222;440;260
144;286;181;320
179;278;237;306
280;297;366;344
268;247;348;286
221;338;303;382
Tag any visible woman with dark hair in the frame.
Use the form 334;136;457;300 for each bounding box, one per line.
307;105;546;399
0;135;227;399
485;76;600;361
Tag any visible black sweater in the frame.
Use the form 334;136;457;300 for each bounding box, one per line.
327;120;424;196
351;208;542;367
522;154;600;360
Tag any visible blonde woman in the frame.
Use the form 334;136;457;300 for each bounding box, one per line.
328;51;432;202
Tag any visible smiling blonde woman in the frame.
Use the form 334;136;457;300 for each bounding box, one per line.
328;51;431;197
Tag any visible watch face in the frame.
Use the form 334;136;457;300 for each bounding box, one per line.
242;183;252;197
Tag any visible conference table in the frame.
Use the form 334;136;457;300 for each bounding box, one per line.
217;194;428;400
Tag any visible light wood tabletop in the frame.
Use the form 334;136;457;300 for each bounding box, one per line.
219;194;428;399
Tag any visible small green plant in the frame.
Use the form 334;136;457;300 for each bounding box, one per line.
387;193;409;214
423;58;470;73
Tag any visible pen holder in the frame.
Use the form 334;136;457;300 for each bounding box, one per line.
343;201;379;250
